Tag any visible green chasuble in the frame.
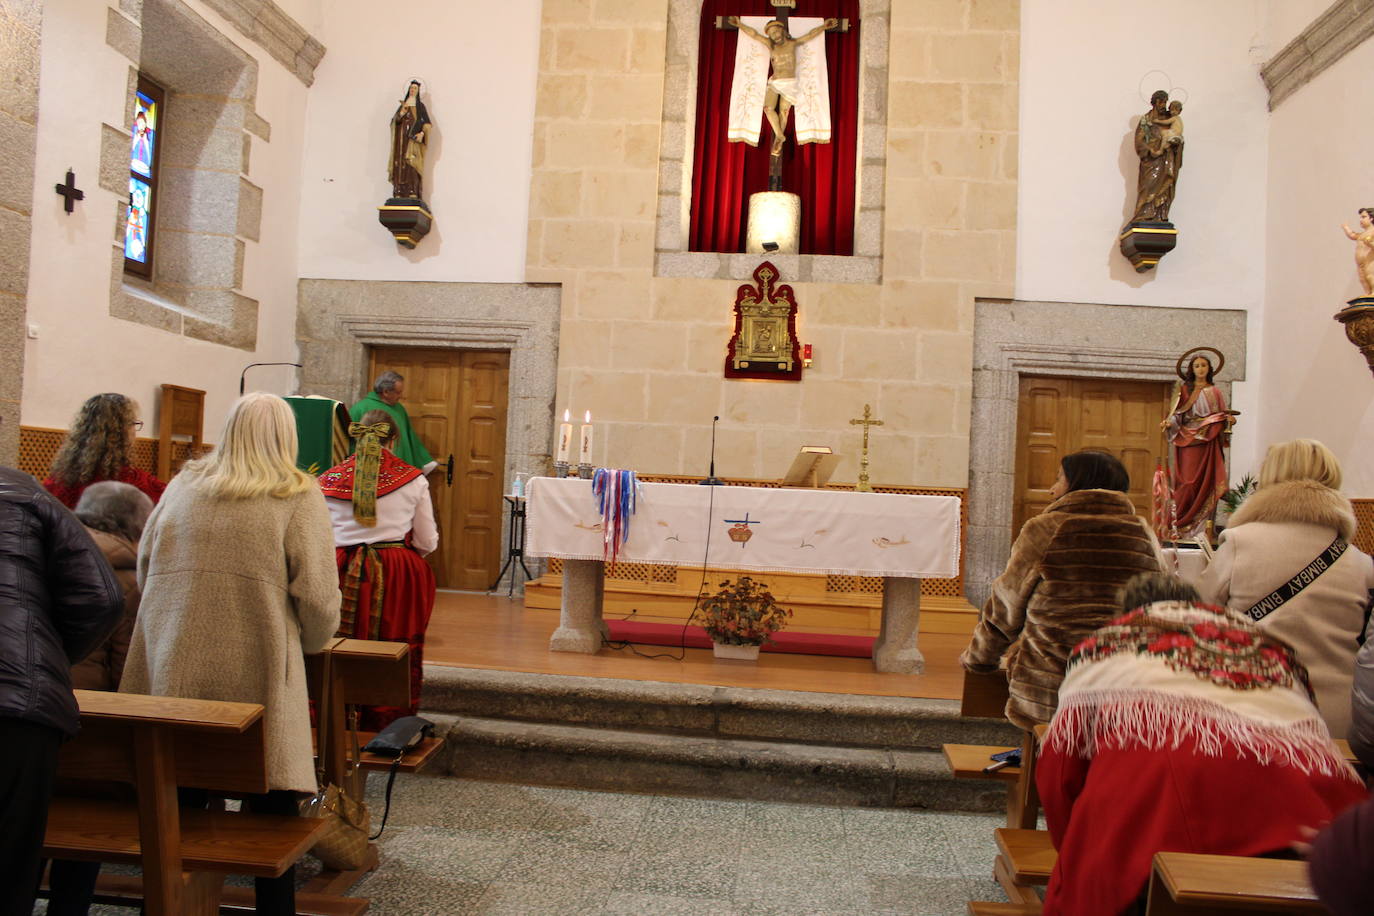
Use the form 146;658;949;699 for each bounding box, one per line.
348;392;435;470
285;396;350;475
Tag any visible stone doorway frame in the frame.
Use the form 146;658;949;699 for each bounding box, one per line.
296;279;562;592
966;298;1247;608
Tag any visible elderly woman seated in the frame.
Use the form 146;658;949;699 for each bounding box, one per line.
1036;572;1365;915
71;481;152;690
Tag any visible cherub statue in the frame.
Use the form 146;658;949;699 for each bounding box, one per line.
1341;206;1374;297
1155;99;1184;147
727;16;839;156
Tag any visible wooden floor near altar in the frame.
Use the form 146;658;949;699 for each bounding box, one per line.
423;590;966;700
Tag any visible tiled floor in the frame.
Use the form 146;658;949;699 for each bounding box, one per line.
52;775;1013;915
349;775;1013;915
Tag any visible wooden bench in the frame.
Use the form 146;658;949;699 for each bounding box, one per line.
992;827;1056;905
1146;851;1324;914
42;690;330;916
942;744;1023;784
967;904;1043;916
288;637;443;907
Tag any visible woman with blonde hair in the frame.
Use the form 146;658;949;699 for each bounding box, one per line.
1199;439;1374;738
44;392;165;508
121;392;340;914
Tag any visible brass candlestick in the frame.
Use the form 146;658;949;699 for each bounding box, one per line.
848;403;884;493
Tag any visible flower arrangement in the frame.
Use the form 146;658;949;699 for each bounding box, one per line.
699;576;792;646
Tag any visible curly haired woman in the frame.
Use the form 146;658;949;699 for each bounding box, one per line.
43;393;165;509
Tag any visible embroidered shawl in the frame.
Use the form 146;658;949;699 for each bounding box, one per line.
318;450;422;525
1044;600;1356;779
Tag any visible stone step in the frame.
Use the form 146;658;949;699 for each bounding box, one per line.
421;665;1019;751
423;713;1011;811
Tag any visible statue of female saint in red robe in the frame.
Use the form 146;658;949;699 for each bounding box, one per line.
1160;350;1234;538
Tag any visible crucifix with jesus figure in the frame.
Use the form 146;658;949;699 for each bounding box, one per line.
716;1;847;254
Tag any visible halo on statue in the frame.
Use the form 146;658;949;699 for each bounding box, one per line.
1175;346;1225;381
1136;71;1189;106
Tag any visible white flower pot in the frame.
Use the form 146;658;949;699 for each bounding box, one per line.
712;642;761;660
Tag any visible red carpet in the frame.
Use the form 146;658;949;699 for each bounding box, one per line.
605;619;874;658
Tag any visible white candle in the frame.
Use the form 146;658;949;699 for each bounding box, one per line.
579;410;593;466
555;409;572;464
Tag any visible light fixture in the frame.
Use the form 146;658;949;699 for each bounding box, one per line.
745;191;800;255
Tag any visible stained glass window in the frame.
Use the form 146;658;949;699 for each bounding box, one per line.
124;77;164;278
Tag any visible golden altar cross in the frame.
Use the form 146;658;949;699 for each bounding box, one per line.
848;403;883;492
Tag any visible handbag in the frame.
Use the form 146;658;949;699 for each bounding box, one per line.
362;715;434;839
300;649;372;870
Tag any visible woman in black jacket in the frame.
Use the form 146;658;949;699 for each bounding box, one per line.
0;465;123;914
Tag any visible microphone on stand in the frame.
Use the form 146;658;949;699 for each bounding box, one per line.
239;362;304;395
700;415;724;486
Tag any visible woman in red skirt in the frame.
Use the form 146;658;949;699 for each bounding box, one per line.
318;410;437;730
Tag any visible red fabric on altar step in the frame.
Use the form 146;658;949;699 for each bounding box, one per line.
606;619;874;658
688;0;860;255
334;544;436;731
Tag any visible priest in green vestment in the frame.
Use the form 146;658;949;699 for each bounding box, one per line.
349;370;437;472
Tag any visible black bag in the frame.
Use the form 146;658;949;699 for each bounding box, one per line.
362;716;434;758
363;716;435;839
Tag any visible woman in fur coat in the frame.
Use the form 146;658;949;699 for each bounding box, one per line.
962;450;1166;730
1199;439;1374;739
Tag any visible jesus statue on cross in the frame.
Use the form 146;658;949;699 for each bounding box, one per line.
727;15;839;157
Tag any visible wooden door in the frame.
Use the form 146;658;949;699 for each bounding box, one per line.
1012;376;1174;537
368;347;510;590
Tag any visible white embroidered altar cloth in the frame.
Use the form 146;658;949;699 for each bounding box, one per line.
526;478;960;579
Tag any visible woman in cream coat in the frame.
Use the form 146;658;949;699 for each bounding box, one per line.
1199;439;1374;739
121;392;341;914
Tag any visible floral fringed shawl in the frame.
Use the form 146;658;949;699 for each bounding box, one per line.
1044;600;1357;781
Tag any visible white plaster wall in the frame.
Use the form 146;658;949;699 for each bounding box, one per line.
274;0;323;36
1263;38;1374;497
1015;0;1271;476
295;0;540;283
1263;0;1331;54
1016;0;1269;309
22;0;310;433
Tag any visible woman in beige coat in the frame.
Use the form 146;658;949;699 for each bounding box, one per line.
1199;439;1374;739
121;392;341;914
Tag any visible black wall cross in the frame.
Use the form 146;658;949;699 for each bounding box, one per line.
55;168;84;214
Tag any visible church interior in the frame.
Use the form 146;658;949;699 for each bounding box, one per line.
5;0;1374;912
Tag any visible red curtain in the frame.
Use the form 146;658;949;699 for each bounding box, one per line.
688;0;860;255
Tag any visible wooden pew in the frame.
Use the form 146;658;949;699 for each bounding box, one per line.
949;669;1042;828
42;690;328;916
1146;852;1324;914
946;669;1048;905
282;637;442;907
967;905;1042;916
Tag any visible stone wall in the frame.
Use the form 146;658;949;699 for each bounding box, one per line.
295;278;562;497
104;0;264;349
0;0;42;463
527;0;1019;487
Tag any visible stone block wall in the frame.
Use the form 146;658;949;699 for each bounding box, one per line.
104;0;266;350
527;0;1019;487
0;0;42;463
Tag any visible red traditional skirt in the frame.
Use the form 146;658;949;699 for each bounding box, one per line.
334;542;437;731
1038;740;1366;915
